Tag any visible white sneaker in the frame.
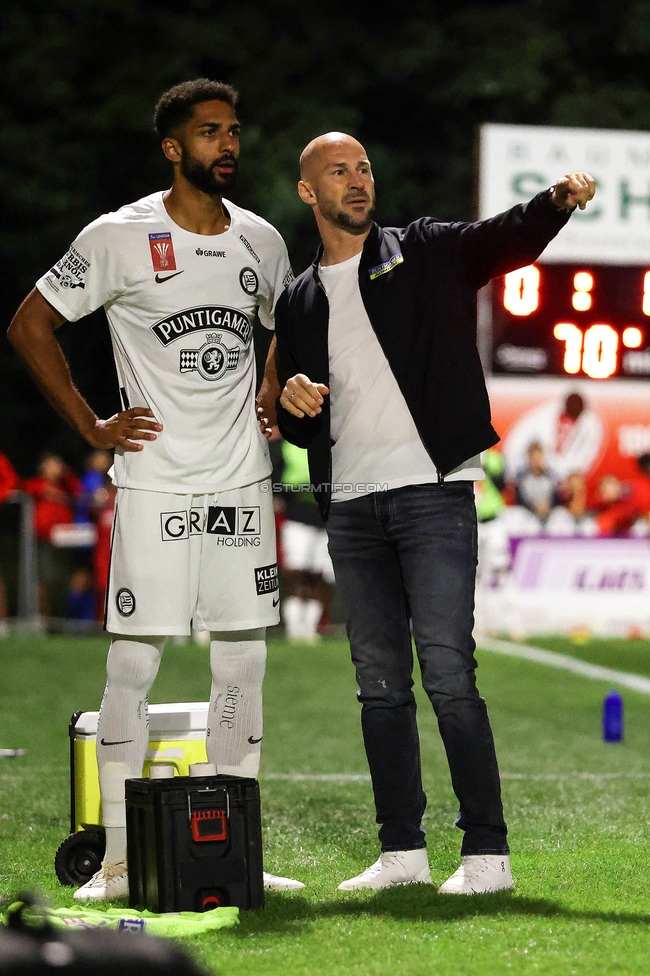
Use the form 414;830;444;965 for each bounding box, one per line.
337;849;432;891
263;870;305;891
73;860;129;901
438;854;514;895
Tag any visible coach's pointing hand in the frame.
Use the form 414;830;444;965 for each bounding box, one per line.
551;172;596;211
88;407;163;452
280;374;329;419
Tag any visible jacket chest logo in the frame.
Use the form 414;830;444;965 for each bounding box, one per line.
368;252;404;280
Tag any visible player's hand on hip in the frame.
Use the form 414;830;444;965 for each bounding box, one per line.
280;374;329;418
87;407;163;452
551;172;596;211
256;403;274;439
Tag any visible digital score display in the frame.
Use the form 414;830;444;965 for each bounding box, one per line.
491;265;650;379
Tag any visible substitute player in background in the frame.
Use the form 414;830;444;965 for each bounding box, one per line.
8;79;302;899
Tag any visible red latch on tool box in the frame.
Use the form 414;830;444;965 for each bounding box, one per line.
190;808;228;842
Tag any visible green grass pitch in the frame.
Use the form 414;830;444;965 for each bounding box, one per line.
2;631;650;975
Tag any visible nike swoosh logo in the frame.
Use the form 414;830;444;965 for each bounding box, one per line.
155;271;184;283
272;596;280;607
100;738;135;746
248;735;263;744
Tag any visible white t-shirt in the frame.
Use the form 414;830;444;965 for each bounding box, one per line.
320;252;483;502
36;192;293;494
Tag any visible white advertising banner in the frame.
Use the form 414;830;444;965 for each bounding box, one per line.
479;123;650;264
476;537;650;637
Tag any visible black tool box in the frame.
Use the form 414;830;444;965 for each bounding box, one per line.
126;774;264;912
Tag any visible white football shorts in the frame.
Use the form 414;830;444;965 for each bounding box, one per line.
105;480;279;635
281;519;335;584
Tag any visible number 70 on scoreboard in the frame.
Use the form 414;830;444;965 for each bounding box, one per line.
490;264;650;379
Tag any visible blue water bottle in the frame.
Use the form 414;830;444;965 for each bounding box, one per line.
603;689;623;742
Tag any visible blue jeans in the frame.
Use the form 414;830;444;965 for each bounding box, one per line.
326;482;508;855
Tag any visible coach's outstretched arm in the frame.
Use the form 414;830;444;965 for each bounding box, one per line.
8;289;162;452
457;172;597;289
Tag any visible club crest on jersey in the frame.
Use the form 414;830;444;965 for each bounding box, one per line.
239;267;259;295
180;333;240;381
116;587;136;617
151;305;252;346
149;232;177;271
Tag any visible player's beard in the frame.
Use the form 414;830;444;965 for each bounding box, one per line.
180;149;239;194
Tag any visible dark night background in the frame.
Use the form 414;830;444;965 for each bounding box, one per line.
2;0;650;477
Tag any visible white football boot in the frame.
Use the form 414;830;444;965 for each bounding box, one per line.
438;854;514;895
263;871;305;891
337;849;432;890
73;860;129;901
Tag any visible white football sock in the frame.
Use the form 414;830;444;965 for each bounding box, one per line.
97;635;165;863
282;596;305;639
206;628;266;777
303;598;323;639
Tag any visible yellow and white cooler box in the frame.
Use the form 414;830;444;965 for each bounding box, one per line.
55;702;209;886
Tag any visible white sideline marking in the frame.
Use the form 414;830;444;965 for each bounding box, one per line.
265;641;650;788
501;772;650;781
263;771;650;782
477;636;650;696
265;773;371;782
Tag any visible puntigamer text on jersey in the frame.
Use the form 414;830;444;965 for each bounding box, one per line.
151;305;252;346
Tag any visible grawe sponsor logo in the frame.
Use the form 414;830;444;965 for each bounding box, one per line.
195;247;226;258
151;306;252;346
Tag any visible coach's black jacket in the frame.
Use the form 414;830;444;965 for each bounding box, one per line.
275;189;571;520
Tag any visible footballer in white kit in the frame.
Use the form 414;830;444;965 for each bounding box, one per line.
8;79;304;899
36;190;288;635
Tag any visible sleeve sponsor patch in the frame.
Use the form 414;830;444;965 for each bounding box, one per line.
47;245;90;291
239;233;261;264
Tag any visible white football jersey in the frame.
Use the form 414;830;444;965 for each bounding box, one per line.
36;191;293;493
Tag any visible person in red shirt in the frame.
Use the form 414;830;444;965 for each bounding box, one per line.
0;453;18;632
23;453;80;541
596;455;650;537
23;453;80;615
0;453;18;506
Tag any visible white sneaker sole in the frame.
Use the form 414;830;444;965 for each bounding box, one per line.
263;871;305;891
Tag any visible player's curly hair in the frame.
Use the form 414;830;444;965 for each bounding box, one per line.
154;79;239;139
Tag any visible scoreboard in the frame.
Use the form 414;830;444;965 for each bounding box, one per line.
490;264;650;379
